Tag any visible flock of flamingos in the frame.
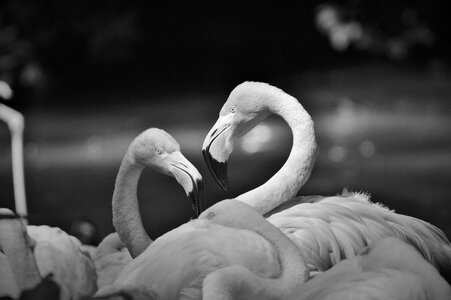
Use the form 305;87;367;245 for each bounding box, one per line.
1;81;451;299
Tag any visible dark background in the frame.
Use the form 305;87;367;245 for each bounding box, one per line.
1;0;450;244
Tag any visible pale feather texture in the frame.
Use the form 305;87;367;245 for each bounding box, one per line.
101;220;280;300
0;251;20;298
27;225;97;300
267;190;451;277
93;232;133;289
94;284;158;300
209;82;451;280
284;237;451;300
0;209;40;298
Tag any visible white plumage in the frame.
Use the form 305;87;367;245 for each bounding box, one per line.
98;199;307;300
111;128;205;260
285;237;451;300
110;219;281;299
268;190;451;276
0;213;97;300
92;232;132;289
26;225;97;300
98;129;307;299
202;81;451;279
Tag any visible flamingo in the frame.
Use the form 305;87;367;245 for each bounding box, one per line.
98;199;308;300
0;210;156;300
284;237;451;300
206;235;451;300
1;101;97;299
96;128;306;299
202;81;451;279
89;127;206;290
24;224;98;299
111;128;205;259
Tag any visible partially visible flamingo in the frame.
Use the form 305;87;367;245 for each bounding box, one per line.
0;210;152;300
1;97;97;299
284;237;451;300
24;224;97;299
96;128;306;299
0;208;40;298
202;81;451;279
92;232;132;289
111;128;205;259
98;199;307;300
0;103;27;220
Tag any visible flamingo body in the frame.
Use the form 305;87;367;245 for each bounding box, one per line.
0;253;20;297
93;232;133;289
98;129;307;299
202;81;451;280
107;219;281;299
0;209;41;298
27;225;97;300
285;237;451;300
268;190;451;275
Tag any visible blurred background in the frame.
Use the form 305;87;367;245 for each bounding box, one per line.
1;0;450;245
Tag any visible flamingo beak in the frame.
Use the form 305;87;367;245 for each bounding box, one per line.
169;151;206;218
202;150;228;192
202;117;233;192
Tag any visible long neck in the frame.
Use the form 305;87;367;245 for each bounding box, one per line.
236;90;317;215
246;221;308;299
112;151;152;258
203;209;308;299
0;213;41;292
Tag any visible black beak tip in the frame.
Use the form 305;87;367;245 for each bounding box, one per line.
188;178;206;219
202;148;229;192
218;177;229;192
188;190;200;218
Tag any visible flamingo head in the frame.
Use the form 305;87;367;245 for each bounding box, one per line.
131;128;205;217
202;82;272;191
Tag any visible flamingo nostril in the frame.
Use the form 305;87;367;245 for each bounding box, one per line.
210;128;217;138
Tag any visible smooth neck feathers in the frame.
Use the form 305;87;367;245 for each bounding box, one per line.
246;210;308;298
203;200;308;299
112;150;152;258
235;84;317;215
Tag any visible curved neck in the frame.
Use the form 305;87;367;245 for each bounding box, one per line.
236;89;317;215
203;209;308;299
247;223;308;299
112;151;152;258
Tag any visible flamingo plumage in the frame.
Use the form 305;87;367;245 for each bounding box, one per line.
202;81;451;279
284;237;451;300
0;209;41;298
111;128;205;259
92;232;132;289
0;210;145;300
100;199;307;300
24;225;97;300
1;101;98;299
97;129;307;299
88;127;206;290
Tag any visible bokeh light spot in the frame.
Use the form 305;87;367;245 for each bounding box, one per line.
359;140;376;158
240;124;273;154
328;145;347;162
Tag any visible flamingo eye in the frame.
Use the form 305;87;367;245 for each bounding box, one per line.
230;106;236;113
156;148;163;155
